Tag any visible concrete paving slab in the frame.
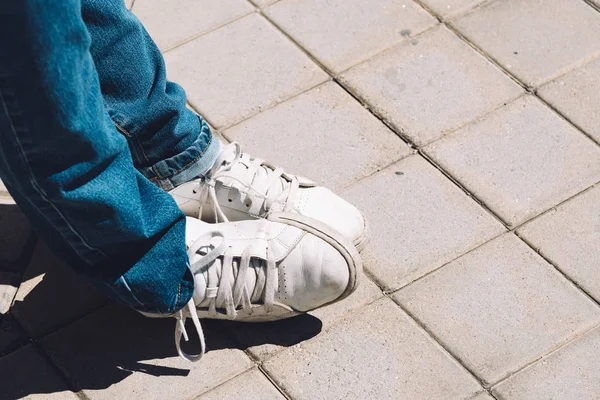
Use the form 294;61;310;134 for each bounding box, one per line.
493;326;600;400
10;240;107;339
452;0;600;87
41;304;254;400
263;298;482;400
133;0;253;51
420;0;487;19
538;57;600;144
165;14;328;129
197;368;285;400
224;81;412;190
395;234;600;384
518;185;600;302
426;96;600;227
0;313;29;358
0;345;78;399
266;0;436;72
0;271;20;315
341;155;505;291
340;25;522;145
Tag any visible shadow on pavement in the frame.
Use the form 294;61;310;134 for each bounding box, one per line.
1;244;322;399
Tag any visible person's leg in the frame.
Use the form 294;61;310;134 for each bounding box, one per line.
0;0;194;314
81;0;220;191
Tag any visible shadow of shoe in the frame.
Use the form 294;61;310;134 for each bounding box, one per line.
216;314;323;353
2;234;323;399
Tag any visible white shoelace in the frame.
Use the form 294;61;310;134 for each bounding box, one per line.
194;142;300;223
174;230;277;362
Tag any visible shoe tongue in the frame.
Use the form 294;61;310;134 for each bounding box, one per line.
226;154;289;199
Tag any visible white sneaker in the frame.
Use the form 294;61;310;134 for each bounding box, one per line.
169;142;369;251
155;214;361;362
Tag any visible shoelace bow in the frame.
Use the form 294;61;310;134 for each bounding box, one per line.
195;142;300;223
174;230;277;362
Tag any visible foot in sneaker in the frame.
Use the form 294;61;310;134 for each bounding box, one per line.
151;214;362;362
169;142;369;251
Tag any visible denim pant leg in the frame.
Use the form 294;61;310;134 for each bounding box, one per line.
81;0;221;191
0;0;194;314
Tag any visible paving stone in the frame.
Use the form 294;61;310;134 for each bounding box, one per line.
165;14;328;129
0;179;15;205
224;81;412;190
420;0;487;18
266;0;436;72
223;273;383;360
452;0;600;87
0;204;33;268
263;298;482;399
10;240;107;339
0;313;29;358
0;271;20;315
133;0;254;51
41;304;254;400
394;234;600;385
517;185;600;302
425;96;600;227
0;345;78;400
198;368;285;400
469;392;495;400
340;25;522;146
341;155;504;291
538;57;600;144
252;0;278;6
493;326;600;400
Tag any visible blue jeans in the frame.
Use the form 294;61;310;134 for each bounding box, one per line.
0;0;220;314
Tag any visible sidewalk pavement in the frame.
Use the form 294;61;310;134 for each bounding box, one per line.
1;0;600;399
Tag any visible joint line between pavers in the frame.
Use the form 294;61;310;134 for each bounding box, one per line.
20;301;109;342
385;229;507;295
535;90;600;148
161;9;258;55
257;365;294;400
31;341;90;399
387;292;494;389
384;180;600;295
192;366;259;399
512;182;599;230
218;79;333;131
418;151;510;227
582;0;600;13
489;319;600;390
443;23;531;92
248;0;284;9
412;0;498;23
391;286;600;390
439;6;600;149
242;0;598;310
515;230;600;309
257;9;337;76
337;149;418;191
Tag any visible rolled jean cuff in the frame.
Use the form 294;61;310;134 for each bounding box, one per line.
139;119;221;191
